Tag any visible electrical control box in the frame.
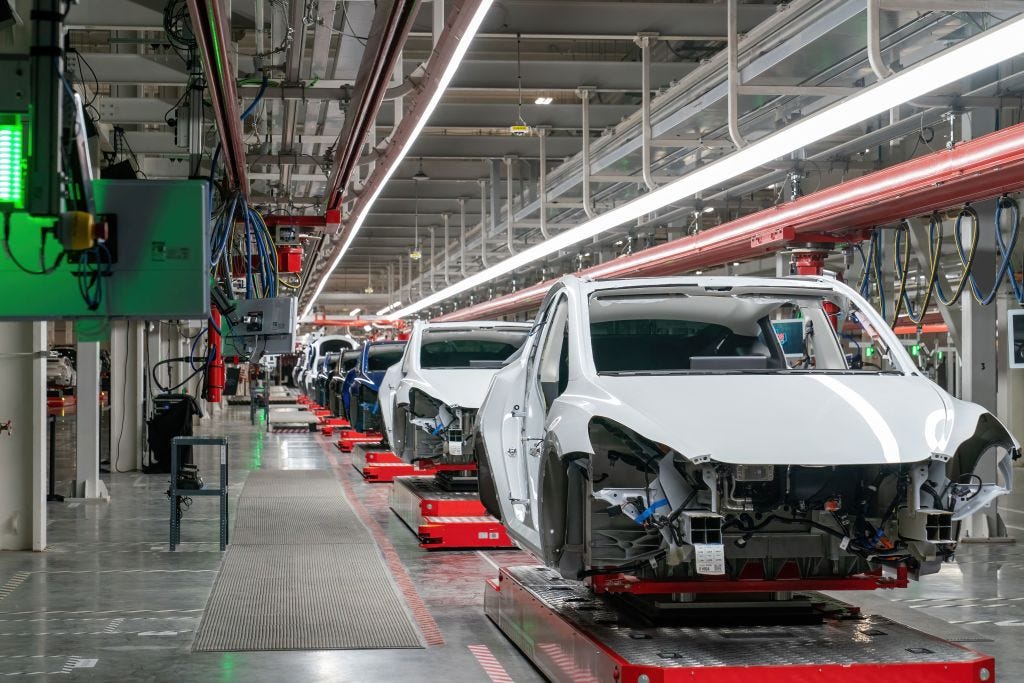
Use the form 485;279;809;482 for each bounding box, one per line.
223;296;296;360
0;179;210;319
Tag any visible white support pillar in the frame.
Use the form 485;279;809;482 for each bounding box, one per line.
0;322;47;551
72;341;108;499
111;321;145;473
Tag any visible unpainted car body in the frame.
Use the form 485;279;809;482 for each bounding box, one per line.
380;320;531;465
347;341;406;434
46;352;76;391
300;335;356;397
475;275;1019;585
329;350;360;418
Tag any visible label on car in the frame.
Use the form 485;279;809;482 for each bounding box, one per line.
694;543;726;575
448;441;463;456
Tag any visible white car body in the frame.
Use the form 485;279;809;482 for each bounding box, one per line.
381;320;532;462
46;353;76;387
301;335;357;396
476;275;1019;584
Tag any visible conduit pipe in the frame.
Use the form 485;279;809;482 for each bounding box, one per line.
428;227;436;293
185;0;249;190
867;0;894;80
505;157;517;255
278;0;309;191
435;120;1024;321
443;213;452;286
577;87;598;219
726;0;746;149
324;0;421;211
479;179;490;267
459;198;468;278
638;34;658;190
537;127;551;239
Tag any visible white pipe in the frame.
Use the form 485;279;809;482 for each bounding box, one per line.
538;127;550;239
727;0;746;149
442;213;452;285
505;157;516;255
479;179;490;267
639;34;657;190
867;0;894;80
428;227;436;293
578;88;597;219
459;198;468;278
540;129;548;240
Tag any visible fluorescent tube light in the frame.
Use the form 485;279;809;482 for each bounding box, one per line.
302;0;495;318
534;96;554;105
375;301;402;315
349;308;361;316
391;15;1024;319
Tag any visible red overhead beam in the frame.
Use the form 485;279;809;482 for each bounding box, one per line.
436;121;1024;321
186;0;249;192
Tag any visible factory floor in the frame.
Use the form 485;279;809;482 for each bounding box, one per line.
2;402;1024;680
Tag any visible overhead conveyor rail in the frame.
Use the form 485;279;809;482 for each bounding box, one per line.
437;120;1024;322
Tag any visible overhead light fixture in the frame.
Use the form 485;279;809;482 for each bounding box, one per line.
534;96;554;105
389;16;1024;319
412;158;430;181
702;206;715;214
375;301;403;315
349;308;362;316
300;0;495;319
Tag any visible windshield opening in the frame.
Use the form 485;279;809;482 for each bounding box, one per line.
367;345;405;372
588;290;904;375
420;328;529;368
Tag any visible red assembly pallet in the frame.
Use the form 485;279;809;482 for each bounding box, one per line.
350;445;402;477
336;431;382;452
390;476;514;550
485;565;997;683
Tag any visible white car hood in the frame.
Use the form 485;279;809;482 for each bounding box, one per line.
411;368;499;410
585;373;954;466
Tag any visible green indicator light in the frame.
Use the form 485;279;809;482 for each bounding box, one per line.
937;350;944;361
911;344;921;357
865;346;875;357
0;116;26;209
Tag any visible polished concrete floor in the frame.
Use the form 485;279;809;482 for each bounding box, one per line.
2;403;1024;680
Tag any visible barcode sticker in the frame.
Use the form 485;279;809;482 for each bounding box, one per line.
694;543;726;575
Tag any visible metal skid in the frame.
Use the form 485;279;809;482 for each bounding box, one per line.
390;476;514;550
485;565;997;683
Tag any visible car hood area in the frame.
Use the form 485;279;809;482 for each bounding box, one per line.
578;373;986;466
410;369;499;410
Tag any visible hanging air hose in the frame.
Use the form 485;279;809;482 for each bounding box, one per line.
933;205;979;306
962;195;1021;306
892;214;943;327
856;197;1021;330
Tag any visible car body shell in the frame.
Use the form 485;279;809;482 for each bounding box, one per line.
380;320;532;462
475;275;1019;570
347;340;407;432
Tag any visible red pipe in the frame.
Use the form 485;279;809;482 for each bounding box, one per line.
207;310;224;403
264;210;341;228
186;0;249;192
324;0;421;211
437;121;1024;321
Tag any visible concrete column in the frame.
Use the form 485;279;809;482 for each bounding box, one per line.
111;321;145;473
0;322;47;551
72;341;108;498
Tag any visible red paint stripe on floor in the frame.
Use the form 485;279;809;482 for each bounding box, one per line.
319;435;445;647
468;644;515;683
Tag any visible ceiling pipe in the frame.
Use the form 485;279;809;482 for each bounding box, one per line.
726;0;746;149
428;227;436;293
396;255;405;303
505;156;517;255
867;0;894;80
434;120;1024;321
637;33;658;191
459;198;468;278
479;178;490;267
577;87;598;219
489;158;501;243
185;0;249;191
324;0;422;211
537;126;550;239
278;0;309;191
443;213;452;286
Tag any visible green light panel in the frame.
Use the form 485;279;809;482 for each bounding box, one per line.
0;117;25;209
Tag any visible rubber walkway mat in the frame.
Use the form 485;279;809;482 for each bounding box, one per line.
193;470;424;651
